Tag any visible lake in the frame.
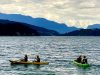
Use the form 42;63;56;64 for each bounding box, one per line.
0;36;100;75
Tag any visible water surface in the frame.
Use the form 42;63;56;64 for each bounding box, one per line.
0;36;100;75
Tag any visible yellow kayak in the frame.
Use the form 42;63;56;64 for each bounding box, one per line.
9;60;49;65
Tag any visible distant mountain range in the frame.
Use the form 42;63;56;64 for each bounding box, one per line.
0;13;100;36
63;29;100;36
0;13;78;33
87;24;100;29
0;19;59;36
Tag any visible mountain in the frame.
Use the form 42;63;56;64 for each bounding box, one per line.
0;19;59;36
63;29;100;36
0;13;78;33
87;24;100;29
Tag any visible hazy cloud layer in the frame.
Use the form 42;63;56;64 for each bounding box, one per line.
0;0;100;27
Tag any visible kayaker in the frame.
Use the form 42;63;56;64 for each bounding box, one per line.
24;54;28;62
35;55;40;62
82;56;87;64
75;55;82;63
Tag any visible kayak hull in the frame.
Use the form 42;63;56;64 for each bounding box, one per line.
73;61;89;68
9;60;49;65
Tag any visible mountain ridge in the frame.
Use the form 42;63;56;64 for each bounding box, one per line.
87;24;100;29
0;19;59;36
0;13;100;36
63;28;100;36
0;13;78;33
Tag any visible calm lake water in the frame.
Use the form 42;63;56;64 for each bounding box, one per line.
0;36;100;75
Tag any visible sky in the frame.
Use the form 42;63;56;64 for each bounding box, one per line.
0;0;100;28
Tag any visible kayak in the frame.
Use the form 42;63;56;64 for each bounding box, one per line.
73;60;89;68
9;60;49;65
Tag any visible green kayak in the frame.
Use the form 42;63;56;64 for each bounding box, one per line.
73;61;89;68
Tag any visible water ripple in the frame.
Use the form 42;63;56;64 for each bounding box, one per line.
0;36;100;75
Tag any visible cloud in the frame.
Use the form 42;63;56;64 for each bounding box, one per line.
0;0;100;28
0;0;14;4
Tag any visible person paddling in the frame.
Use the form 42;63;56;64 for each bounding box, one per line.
24;54;28;62
35;55;40;62
75;55;82;63
82;56;87;64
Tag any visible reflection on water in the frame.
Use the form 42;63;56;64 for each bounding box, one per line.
10;64;41;70
0;36;100;75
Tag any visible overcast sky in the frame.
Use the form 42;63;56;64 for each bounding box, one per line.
0;0;100;28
